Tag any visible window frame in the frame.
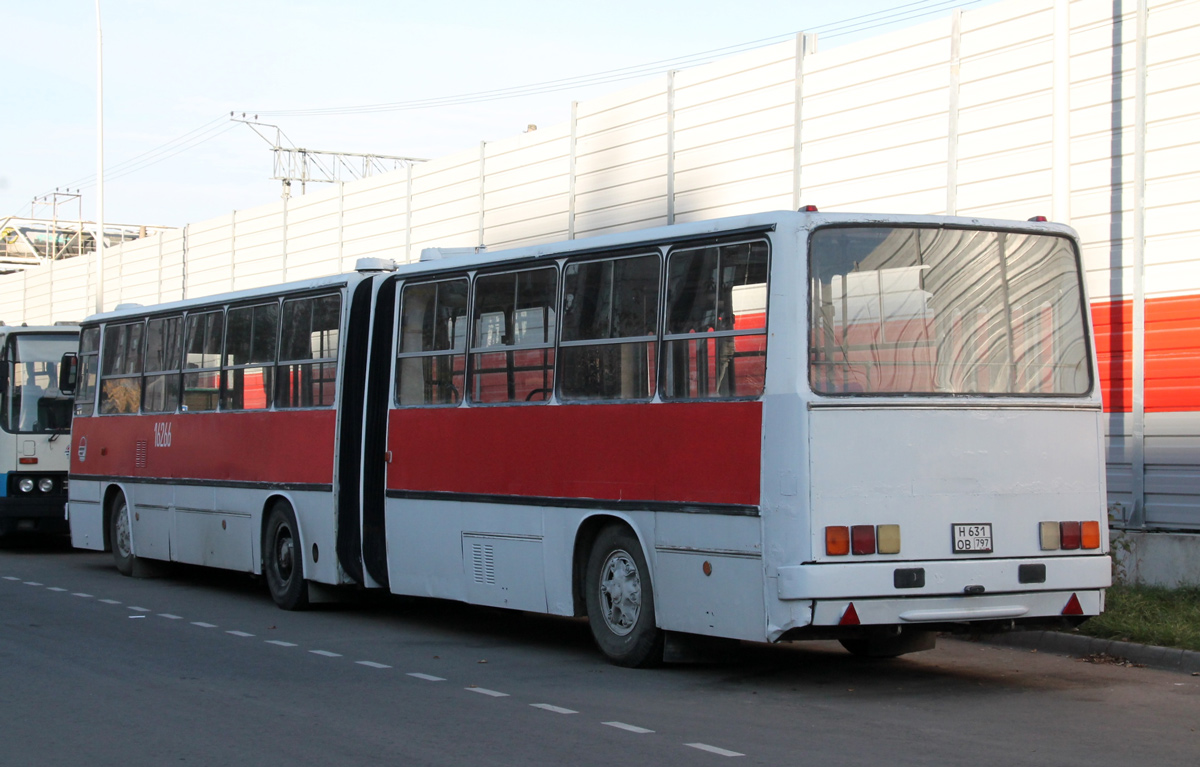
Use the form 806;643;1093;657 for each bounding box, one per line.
220;299;281;412
98;320;147;415
141;313;184;414
557;250;662;403
394;274;471;408
467;264;560;406
180;308;225;414
275;291;343;410
659;237;771;401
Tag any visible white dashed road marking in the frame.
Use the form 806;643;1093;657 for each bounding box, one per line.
3;570;755;759
466;687;508;698
604;722;654;734
686;743;744;757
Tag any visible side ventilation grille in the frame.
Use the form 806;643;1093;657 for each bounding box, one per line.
135;441;148;469
471;542;496;585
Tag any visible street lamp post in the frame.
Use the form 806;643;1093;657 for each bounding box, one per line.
95;0;104;316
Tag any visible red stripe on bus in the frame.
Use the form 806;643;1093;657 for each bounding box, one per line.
386;401;763;507
70;411;336;484
1093;295;1200;413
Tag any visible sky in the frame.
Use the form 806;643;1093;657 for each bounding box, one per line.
0;0;998;229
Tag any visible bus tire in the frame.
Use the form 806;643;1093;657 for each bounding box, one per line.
263;502;309;611
585;525;663;668
109;492;135;577
839;629;936;658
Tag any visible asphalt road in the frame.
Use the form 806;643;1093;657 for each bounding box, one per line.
2;537;1197;767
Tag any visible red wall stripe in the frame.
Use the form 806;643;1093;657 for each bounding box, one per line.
1093;296;1200;413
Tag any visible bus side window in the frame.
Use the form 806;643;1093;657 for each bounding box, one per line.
222;302;279;411
396;278;467;406
75;327;100;413
100;321;145;414
277;294;340;408
470;267;557;404
143;315;182;413
183;310;224;413
662;240;769;399
559;253;659;401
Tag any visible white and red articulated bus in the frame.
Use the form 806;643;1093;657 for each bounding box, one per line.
0;324;77;538
64;210;1111;666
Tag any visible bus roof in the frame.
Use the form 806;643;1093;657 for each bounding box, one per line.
77;209;1078;326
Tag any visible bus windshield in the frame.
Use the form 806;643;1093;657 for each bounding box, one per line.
809;226;1091;396
2;333;76;434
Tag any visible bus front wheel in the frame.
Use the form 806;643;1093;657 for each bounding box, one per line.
264;502;309;611
585;525;663;668
109;493;135;576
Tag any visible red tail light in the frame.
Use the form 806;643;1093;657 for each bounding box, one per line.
839;603;861;625
19;457;38;465
850;525;876;555
1062;593;1084;615
1060;521;1082;550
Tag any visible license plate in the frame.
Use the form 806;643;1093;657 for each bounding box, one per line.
952;523;993;554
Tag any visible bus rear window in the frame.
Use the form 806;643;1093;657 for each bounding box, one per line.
808;226;1091;396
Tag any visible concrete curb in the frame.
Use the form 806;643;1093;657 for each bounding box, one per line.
984;630;1200;674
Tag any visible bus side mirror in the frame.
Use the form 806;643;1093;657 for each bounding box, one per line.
59;353;78;395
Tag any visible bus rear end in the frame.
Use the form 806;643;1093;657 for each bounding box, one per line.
781;219;1109;655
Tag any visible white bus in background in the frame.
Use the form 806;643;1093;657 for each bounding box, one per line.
65;210;1110;666
0;324;77;538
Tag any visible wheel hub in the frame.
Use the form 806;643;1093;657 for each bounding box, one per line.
598;549;641;637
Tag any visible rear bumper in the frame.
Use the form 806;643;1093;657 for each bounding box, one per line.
777;555;1111;600
810;589;1103;627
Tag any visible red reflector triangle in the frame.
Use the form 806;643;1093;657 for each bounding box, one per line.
1062;593;1084;616
839;603;861;626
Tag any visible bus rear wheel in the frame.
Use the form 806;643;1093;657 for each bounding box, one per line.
584;525;663;668
264;502;309;611
109;493;135;576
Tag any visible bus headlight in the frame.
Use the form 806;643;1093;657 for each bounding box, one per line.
18;477;34;493
38;478;55;493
